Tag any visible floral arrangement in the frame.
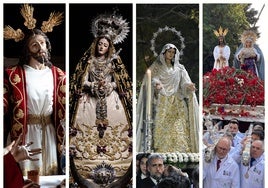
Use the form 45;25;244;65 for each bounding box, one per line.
203;67;264;107
158;152;199;169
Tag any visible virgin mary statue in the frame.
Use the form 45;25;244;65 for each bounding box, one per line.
136;43;199;153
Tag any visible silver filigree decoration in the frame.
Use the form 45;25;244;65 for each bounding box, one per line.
92;161;115;185
150;26;185;57
92;13;129;44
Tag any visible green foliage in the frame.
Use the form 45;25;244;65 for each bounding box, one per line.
203;4;260;74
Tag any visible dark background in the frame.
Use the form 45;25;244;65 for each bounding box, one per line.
3;3;66;70
69;4;133;76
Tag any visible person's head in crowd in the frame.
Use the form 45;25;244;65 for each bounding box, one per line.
192;166;199;188
136;153;143;173
215;136;232;159
146;153;165;181
157;175;191;188
251;130;264;141
163;164;188;178
253;122;264;131
223;132;234;142
228;118;240;136
137;153;150;176
250;140;264;159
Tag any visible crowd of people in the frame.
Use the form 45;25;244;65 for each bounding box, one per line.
203;118;265;188
136;153;198;188
204;26;265;188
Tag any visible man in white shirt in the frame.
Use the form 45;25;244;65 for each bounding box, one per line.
240;140;264;188
203;136;240;188
228;119;244;146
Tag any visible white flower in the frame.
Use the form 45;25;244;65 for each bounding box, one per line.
171;153;178;163
195;153;200;162
159;152;199;164
162;154;167;162
178;153;183;163
158;28;163;33
181;153;189;162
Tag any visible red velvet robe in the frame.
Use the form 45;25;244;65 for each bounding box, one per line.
4;65;66;156
4;153;24;188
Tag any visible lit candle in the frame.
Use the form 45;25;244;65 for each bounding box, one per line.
146;69;152;118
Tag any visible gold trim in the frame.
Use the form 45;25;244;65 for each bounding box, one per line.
4;4;64;42
27;114;52;125
214;26;228;37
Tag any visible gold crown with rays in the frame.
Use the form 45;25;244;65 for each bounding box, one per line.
4;4;64;42
213;26;228;38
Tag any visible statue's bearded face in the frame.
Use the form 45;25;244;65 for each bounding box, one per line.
28;34;49;64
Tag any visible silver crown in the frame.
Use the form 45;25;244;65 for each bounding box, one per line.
92;13;129;44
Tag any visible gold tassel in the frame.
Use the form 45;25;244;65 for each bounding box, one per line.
41;12;64;33
4;25;25;42
20;4;36;30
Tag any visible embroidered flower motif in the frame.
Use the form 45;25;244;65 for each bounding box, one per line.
12;123;23;132
15;108;24;119
58;109;64;119
12;74;21;84
60;85;66;93
61;96;66;105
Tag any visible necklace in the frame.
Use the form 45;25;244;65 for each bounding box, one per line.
91;58;111;81
244;158;261;179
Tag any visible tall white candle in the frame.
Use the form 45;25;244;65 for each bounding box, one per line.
146;69;152;118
